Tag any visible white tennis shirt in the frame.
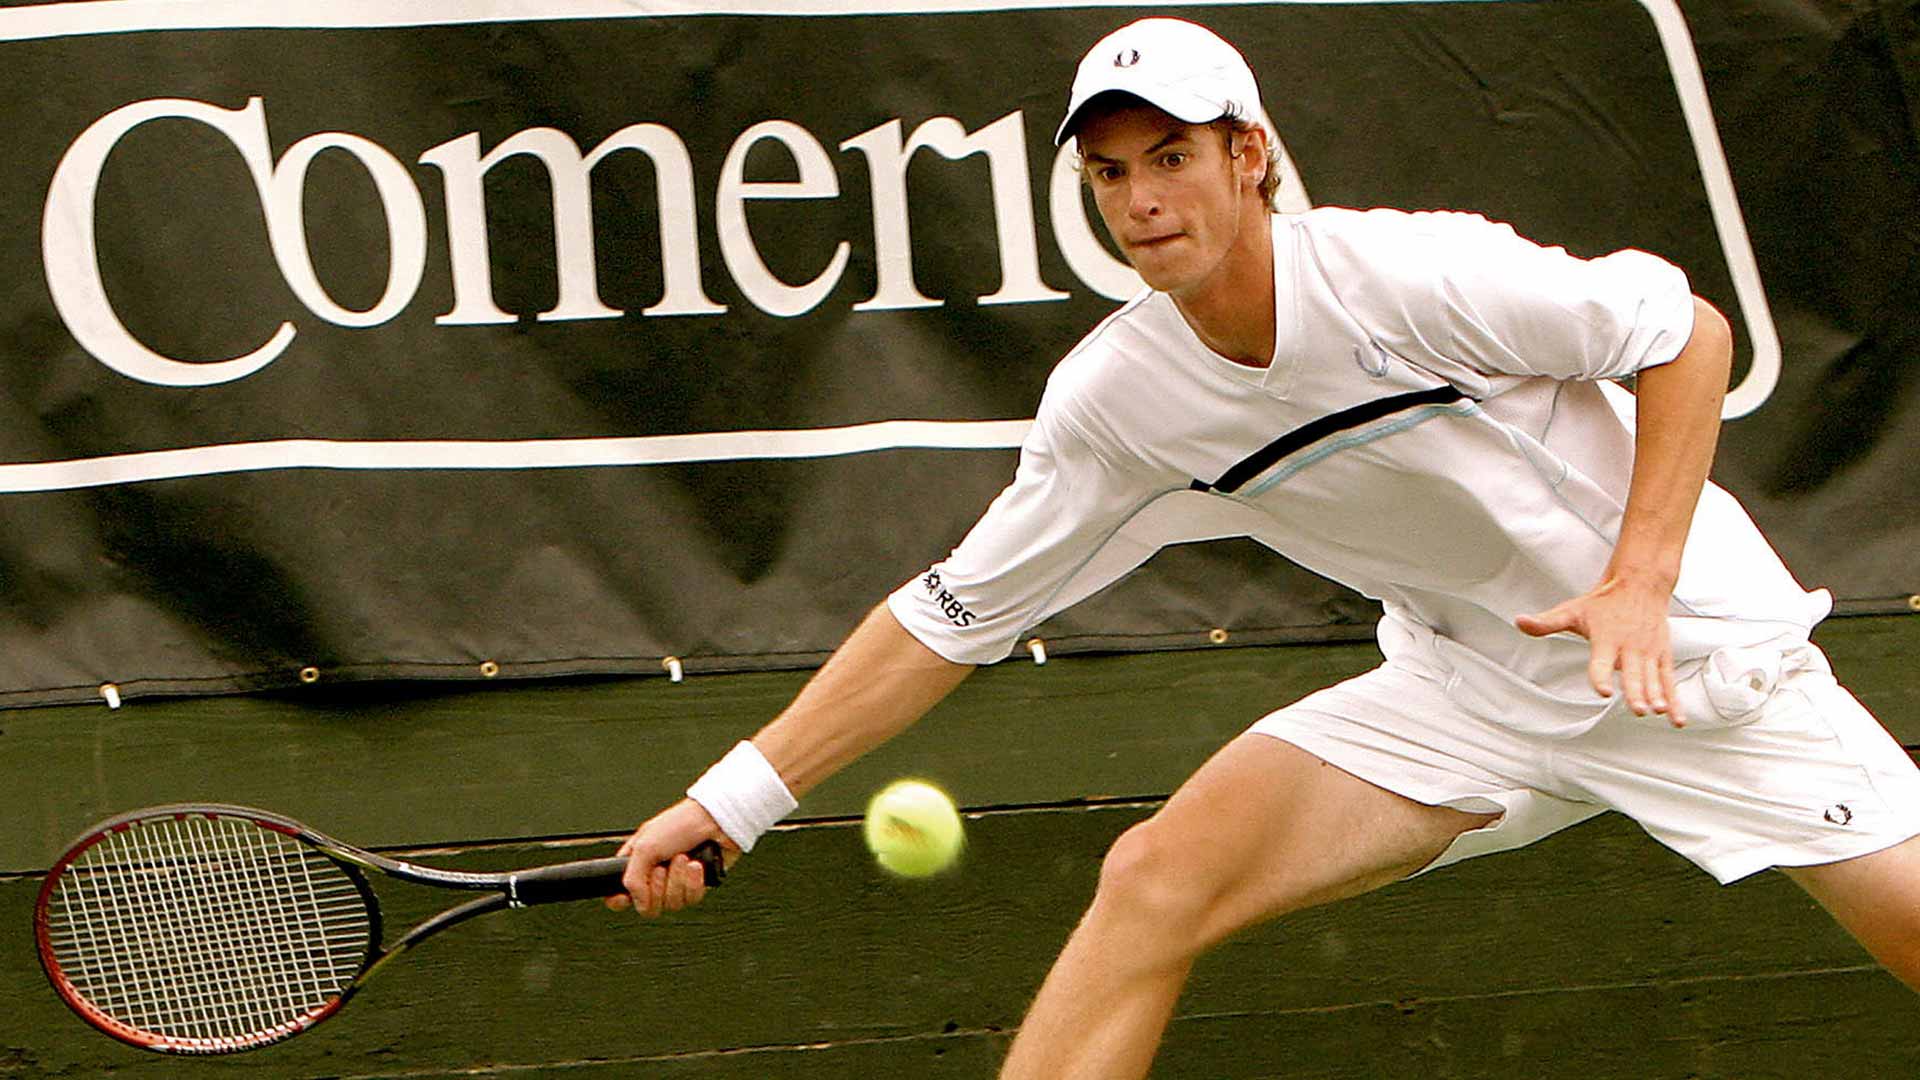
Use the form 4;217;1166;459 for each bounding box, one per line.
888;208;1830;737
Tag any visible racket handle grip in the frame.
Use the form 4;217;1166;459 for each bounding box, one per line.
510;841;726;905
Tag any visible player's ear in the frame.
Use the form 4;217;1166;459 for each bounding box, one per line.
1231;126;1269;190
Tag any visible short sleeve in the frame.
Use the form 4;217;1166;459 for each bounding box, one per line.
1308;209;1698;383
887;403;1155;665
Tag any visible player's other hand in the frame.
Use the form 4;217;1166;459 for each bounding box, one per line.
1516;574;1685;728
605;798;739;917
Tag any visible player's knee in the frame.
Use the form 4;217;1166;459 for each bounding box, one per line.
1093;819;1222;935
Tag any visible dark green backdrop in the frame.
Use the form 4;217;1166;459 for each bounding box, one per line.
1;0;1914;706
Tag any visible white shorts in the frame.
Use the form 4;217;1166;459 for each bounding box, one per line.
1249;645;1920;884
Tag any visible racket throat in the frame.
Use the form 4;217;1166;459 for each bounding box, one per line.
388;893;510;957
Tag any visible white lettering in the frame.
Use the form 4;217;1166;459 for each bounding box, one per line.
715;121;851;318
588;126;727;318
1046;141;1141;302
842;111;1066;310
46;101;1207;387
839;119;939;312
420;125;724;325
932;112;1066;307
42;98;295;386
268;132;427;328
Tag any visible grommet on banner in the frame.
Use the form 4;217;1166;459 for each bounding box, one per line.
1208;628;1230;645
1028;637;1048;665
298;666;321;685
99;683;122;710
662;656;684;683
479;660;500;678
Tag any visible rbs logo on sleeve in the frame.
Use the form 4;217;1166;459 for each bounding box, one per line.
920;569;978;628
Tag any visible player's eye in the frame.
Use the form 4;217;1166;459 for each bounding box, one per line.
1161;151;1187;169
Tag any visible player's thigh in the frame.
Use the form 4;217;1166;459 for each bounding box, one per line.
1780;833;1920;990
1114;732;1496;949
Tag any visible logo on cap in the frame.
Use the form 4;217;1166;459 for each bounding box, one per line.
1114;48;1141;68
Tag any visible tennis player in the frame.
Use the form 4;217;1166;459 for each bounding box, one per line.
613;18;1920;1077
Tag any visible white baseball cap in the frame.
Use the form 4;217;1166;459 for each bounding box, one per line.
1054;18;1271;146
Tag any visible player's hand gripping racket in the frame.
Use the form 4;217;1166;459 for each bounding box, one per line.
34;802;722;1054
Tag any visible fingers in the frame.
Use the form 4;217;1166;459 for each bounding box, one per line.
1618;644;1650;713
1640;651;1667;719
611;802;728;919
660;854;708;912
628;857;707;917
1525;589;1683;725
1606;639;1683;726
627;855;675;919
1586;636;1617;700
1515;605;1577;638
1658;648;1685;729
605;834;640;910
616;841;652;915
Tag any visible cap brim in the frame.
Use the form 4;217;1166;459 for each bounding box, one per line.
1054;84;1229;145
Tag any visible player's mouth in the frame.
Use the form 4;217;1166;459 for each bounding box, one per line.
1128;232;1184;251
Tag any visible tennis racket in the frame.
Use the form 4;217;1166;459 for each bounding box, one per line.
34;802;722;1055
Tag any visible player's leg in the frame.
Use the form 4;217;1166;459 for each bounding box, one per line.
1781;834;1920;991
1773;664;1920;992
1558;646;1920;993
997;732;1496;1080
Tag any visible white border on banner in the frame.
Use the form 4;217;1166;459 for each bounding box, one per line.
0;0;1780;495
0;421;1039;493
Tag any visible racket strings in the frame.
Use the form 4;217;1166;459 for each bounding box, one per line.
43;814;373;1047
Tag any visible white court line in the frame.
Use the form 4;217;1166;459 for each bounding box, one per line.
0;420;1035;493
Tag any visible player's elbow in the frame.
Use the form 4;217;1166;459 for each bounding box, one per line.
1687;295;1733;368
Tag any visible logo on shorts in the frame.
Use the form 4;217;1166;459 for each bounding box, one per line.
1823;804;1853;826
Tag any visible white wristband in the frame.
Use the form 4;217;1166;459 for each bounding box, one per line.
686;741;797;853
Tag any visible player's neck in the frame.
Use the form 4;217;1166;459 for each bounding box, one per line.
1170;209;1276;369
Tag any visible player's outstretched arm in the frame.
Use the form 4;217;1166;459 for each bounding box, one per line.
608;603;974;915
1517;295;1733;726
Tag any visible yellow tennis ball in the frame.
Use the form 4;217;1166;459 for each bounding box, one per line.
863;779;965;878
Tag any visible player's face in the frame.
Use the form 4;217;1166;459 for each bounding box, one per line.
1077;105;1264;299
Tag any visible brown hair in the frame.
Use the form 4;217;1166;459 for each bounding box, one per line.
1219;115;1285;213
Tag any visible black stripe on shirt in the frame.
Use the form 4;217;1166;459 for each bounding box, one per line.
1190;384;1469;494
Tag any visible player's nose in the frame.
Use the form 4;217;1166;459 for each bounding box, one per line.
1127;182;1161;219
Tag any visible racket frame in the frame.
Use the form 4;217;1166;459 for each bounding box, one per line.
35;802;719;1055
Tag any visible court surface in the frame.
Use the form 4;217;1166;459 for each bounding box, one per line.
3;616;1916;1077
